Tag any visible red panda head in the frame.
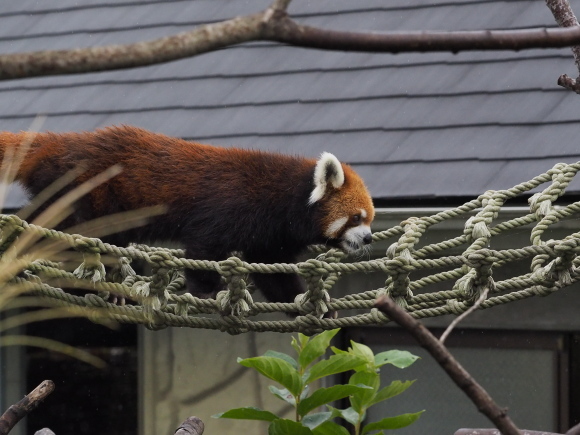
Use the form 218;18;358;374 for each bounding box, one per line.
309;152;375;253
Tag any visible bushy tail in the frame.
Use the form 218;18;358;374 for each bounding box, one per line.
0;131;55;181
0;131;35;181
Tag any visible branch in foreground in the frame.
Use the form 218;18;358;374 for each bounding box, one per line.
2;4;580;80
374;296;521;435
0;380;55;435
175;417;204;435
545;0;580;92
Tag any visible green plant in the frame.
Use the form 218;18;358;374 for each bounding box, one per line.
214;328;423;434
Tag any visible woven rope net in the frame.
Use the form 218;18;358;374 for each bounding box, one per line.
2;162;580;335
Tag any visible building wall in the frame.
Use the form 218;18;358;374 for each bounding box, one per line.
141;327;295;435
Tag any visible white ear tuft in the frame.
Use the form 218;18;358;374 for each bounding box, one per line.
308;152;345;205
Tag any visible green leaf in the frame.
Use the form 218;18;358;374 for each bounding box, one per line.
305;354;367;384
374;350;419;369
238;356;303;396
312;421;351;435
212;407;279;422
264;350;298;369
349;371;380;412
330;346;367;371
332;406;360;426
291;336;301;354
298;329;340;368
348;341;375;368
302;412;333;430
269;386;296;405
330;346;348;356
324;405;344;421
298;384;372;415
268;419;313;435
298;333;310;348
361;411;424;434
369;380;416;406
330;346;366;372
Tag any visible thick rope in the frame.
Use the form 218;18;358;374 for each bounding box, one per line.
1;162;580;335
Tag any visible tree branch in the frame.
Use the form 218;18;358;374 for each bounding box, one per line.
2;4;580;80
269;0;293;12
174;417;204;435
545;0;580;92
440;287;489;344
567;421;580;434
0;12;267;80
374;296;521;435
269;18;580;54
455;430;561;435
0;380;55;435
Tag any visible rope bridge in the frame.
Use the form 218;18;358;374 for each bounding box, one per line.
1;162;580;335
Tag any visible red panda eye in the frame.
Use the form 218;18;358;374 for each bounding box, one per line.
352;214;361;224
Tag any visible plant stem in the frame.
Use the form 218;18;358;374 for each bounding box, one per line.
354;419;362;435
296;343;305;422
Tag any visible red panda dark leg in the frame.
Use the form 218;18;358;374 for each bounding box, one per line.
246;253;337;318
244;252;306;305
250;272;306;305
184;247;226;299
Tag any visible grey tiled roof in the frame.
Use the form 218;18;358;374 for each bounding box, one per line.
1;0;580;207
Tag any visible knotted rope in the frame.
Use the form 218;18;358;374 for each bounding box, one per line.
2;162;580;335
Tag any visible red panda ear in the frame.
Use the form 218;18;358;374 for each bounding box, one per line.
308;152;345;205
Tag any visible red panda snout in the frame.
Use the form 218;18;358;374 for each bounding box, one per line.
341;223;373;252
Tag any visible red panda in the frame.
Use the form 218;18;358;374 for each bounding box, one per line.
0;125;375;305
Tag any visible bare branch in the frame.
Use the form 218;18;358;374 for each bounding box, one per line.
175;417;204;435
546;0;580;29
557;73;580;92
567;421;580;434
269;0;293;12
2;6;580;80
374;295;521;435
0;380;55;435
456;430;561;435
545;0;580;92
439;287;489;344
268;18;580;54
0;12;267;80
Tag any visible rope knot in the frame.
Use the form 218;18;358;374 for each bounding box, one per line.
446;299;466;315
464;216;492;242
294;288;331;318
216;278;253;317
456;250;495;304
528;192;554;219
213;256;253;316
74;236;102;253
219;256;248;278
73;252;106;283
299;258;329;279
118;257;136;280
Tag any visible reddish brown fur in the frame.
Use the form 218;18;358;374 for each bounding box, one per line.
1;127;314;217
